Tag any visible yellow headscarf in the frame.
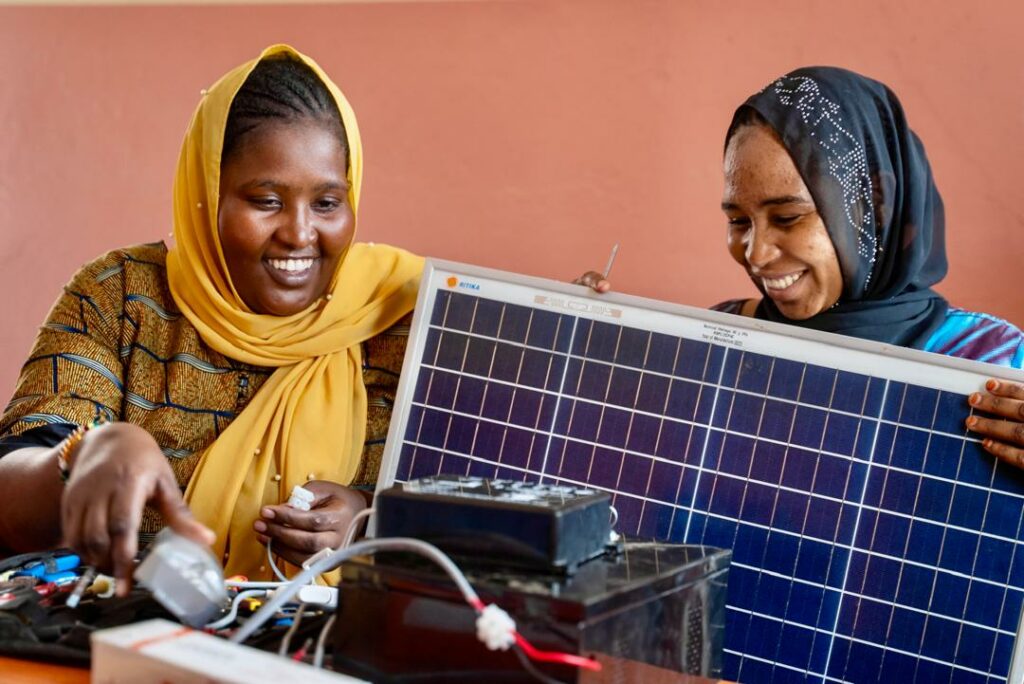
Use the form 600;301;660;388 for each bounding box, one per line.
166;44;422;578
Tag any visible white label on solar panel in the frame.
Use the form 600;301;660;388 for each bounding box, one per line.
376;259;1024;683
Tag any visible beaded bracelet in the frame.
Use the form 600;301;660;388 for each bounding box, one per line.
56;421;101;483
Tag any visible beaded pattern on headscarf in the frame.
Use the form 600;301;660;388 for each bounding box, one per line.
768;75;878;288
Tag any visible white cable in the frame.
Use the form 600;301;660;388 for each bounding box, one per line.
299;507;376;572
230;537;481;644
341;507;375;548
267;539;290;582
607;505;621;544
225;580;288;589
266;501;373;583
313;614;337;668
206;589;265;630
277;602;306;656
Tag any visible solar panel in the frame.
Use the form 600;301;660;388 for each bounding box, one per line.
375;259;1024;684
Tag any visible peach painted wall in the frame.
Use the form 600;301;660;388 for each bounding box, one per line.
1;0;1022;399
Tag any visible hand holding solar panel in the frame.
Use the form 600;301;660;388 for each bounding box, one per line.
967;381;1024;471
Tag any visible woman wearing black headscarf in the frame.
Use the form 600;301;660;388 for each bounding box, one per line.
578;66;1024;467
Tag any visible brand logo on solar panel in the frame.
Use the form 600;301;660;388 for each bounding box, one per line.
446;275;481;291
377;259;1024;684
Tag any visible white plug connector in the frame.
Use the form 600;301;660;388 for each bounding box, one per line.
287;485;315;511
297;584;337;608
475;604;516;651
266;485;320;582
268;583;338;609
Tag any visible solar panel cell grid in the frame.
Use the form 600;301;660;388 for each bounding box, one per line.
380;268;1024;683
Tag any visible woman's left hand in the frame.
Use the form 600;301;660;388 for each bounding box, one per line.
967;379;1024;469
253;480;368;567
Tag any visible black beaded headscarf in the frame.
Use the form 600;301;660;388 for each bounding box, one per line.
726;66;949;349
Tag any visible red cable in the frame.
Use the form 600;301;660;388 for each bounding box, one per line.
513;632;602;672
291;638;313;661
469;597;601;672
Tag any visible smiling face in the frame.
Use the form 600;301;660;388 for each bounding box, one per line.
218;119;353;316
722;123;844;321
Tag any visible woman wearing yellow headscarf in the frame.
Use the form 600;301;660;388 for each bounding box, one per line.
0;45;422;587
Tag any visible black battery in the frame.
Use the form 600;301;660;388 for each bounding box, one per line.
331;540;730;683
375;475;612;574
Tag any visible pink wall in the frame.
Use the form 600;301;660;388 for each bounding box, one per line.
2;1;1022;399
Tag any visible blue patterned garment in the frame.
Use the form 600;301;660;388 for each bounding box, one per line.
921;308;1024;368
713;299;1024;369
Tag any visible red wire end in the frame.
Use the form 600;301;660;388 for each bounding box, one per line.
514;632;602;672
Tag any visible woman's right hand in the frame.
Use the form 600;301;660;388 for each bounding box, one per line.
60;422;214;594
573;270;612;293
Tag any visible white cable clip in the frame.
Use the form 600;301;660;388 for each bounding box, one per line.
265;584;338;609
296;584;338;608
287;485;315;511
302;547;335;572
476;604;516;651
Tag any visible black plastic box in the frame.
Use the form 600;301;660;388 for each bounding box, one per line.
375;476;612;574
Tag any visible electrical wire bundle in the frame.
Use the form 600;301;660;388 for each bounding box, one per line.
205;507;601;682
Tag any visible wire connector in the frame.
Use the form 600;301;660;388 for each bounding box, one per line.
476;603;516;651
287;485;314;511
296;584;337;608
266;584;338;609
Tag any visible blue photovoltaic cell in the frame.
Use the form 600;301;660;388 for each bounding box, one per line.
385;280;1024;684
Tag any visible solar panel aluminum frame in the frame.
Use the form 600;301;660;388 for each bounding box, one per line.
375;258;1024;683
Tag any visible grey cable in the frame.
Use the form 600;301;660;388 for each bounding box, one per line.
206;589;265;630
277;602;306;656
313;614;337;668
267;539;290;582
341;507;375;548
225;580;288;589
230;537;480;644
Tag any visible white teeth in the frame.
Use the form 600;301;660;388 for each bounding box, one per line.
268;258;315;273
762;272;803;290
